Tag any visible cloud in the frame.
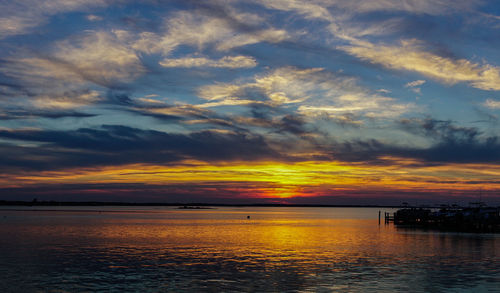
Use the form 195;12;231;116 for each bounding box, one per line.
216;29;289;51
0;75;103;119
198;67;322;105
197;67;414;122
106;94;238;128
131;10;289;55
327;113;364;127
298;103;412;119
250;0;498;94
0;89;100;120
255;0;481;18
2;31;144;88
274;114;315;136
254;0;333;21
159;56;257;68
0;125;283;171
125;95;325;139
399;118;480;143
0;31;142;118
54;31;145;84
132;103;243;130
86;14;103;22
484;99;500;109
405;80;425;94
340;40;500;91
0;16;38;39
0;109;96;120
32;90;101;109
403;137;500;164
252;0;484;46
324;135;500;165
1;120;499;177
252;0;405;44
329;0;481;15
0;0;110;39
405;80;426;87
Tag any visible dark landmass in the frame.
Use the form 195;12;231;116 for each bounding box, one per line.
0;200;408;208
178;206;214;209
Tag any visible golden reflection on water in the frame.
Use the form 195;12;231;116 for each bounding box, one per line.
0;207;499;292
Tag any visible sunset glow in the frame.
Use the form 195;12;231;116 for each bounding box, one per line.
1;1;500;204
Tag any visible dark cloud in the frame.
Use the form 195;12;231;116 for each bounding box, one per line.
399;118;480;143
118;94;316;136
0;181;278;203
3;181;499;205
282;118;500;165
0;125;282;171
129;104;243;130
323;139;388;163
326;134;500;165
249;103;279;119
104;91;135;106
0;109;96;120
1;115;499;174
276;114;311;136
285;189;500;206
398;136;500;164
101;91;237;127
0;78;31;97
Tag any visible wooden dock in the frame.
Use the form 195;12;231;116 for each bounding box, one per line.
382;205;500;233
384;212;394;223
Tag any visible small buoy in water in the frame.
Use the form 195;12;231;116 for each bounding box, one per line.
247;215;250;219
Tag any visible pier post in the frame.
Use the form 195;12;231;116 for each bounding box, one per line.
378;210;381;225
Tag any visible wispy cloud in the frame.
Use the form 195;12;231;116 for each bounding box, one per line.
405;80;426;88
2;31;144;88
484;99;500;109
254;0;333;21
253;0;484;45
86;14;103;22
405;79;426;94
159;55;257;68
198;67;322;106
0;0;110;39
198;66;414;119
54;31;145;84
328;0;481;15
32;90;101;109
340;40;500;91
131;10;288;55
255;0;481;18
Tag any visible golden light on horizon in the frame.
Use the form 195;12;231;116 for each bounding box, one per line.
4;158;500;199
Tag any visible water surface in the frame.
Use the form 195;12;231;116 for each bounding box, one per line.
0;207;498;292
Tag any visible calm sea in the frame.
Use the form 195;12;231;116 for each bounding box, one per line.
0;206;499;292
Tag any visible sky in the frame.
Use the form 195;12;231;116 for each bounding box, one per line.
1;0;500;205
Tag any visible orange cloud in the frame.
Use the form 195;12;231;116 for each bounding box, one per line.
5;159;500;200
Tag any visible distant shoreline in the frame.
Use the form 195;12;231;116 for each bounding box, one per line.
0;200;424;208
